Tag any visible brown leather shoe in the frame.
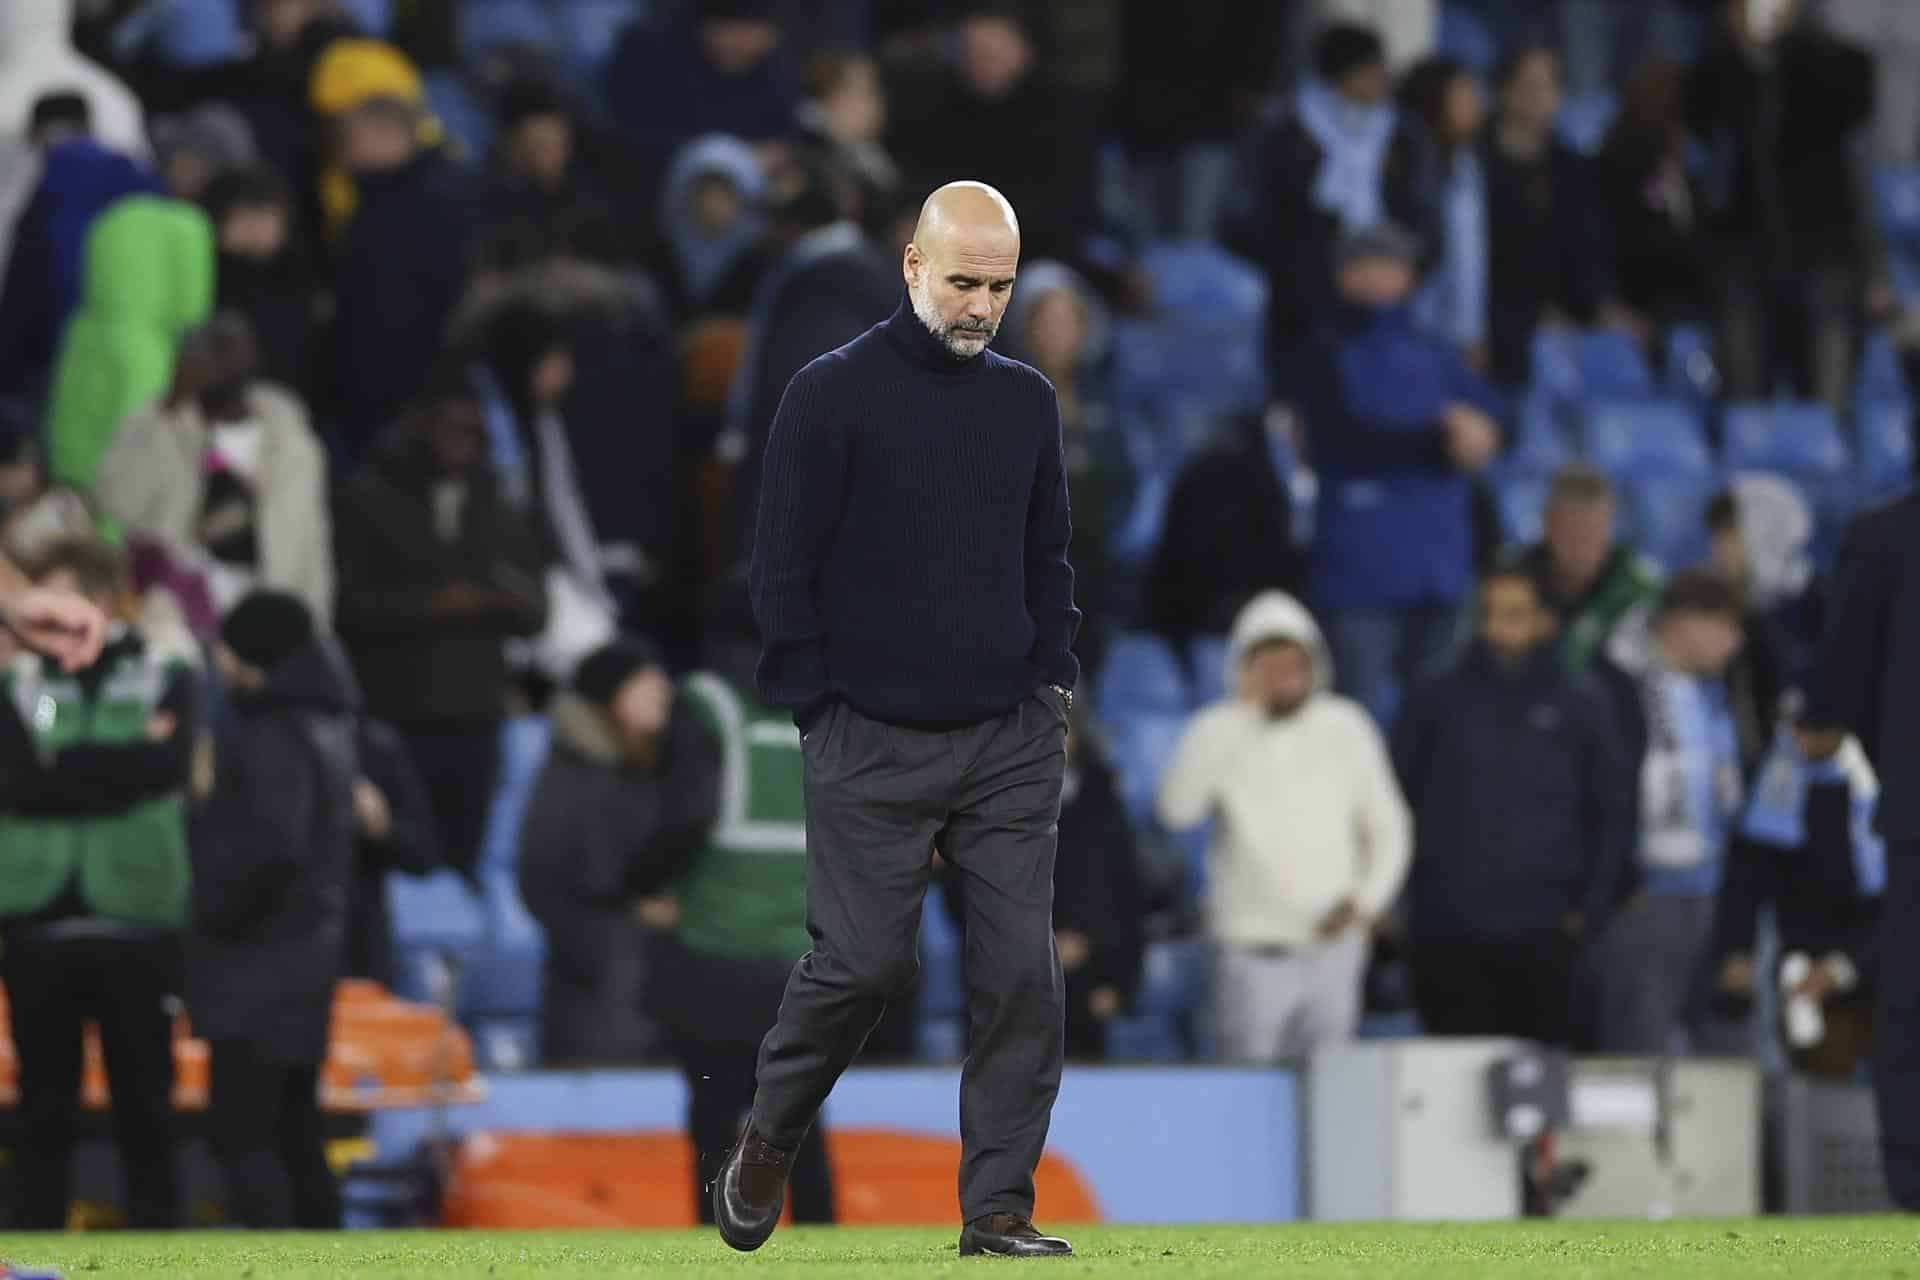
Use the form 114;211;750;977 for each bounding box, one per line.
713;1127;796;1252
958;1213;1074;1257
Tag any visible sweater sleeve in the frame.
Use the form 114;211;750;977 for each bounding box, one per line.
1025;386;1081;691
1349;706;1414;917
1157;707;1231;832
749;367;847;723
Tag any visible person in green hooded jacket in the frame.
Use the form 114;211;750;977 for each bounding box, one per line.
0;536;198;1229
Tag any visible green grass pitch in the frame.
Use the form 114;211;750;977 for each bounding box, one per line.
3;1221;1919;1278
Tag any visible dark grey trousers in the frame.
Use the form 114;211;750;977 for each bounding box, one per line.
749;691;1068;1223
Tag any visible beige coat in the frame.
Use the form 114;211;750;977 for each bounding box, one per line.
95;382;334;624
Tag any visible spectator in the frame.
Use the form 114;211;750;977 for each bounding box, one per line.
1687;0;1879;412
1801;478;1920;1206
604;0;800;183
1716;717;1883;1080
1588;569;1747;1055
328;94;479;459
1399;58;1490;365
650;583;832;1220
717;162;896;566
795;50;899;237
1301;222;1503;725
1396;558;1635;1046
1483;46;1611;387
1113;0;1288;242
1521;463;1663;675
333;371;547;875
1705;478;1812;772
96;312;334;623
0;93;161;401
202;166;322;400
342;715;439;985
1139;410;1305;650
1222;21;1424;388
519;638;722;1065
997;261;1128;664
0;538;197;1230
655;135;772;321
189;590;354;1229
0;404;40;528
1597;59;1707;345
43;195;214;490
1819;0;1920;166
0;0;148;163
129;0;355;239
1309;0;1437;72
152;103;257;203
888;4;1099;268
1160;591;1411;1063
484;81;624;270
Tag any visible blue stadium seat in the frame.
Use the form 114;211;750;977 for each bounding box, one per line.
1856;399;1915;500
1622;471;1712;571
1508;391;1573;472
1185;635;1230;708
1105;713;1190;827
1094;632;1189;719
1574;330;1655;399
1529;329;1585;405
917;882;966;1020
424;72;495;172
1124;938;1215;1061
1113;242;1267;413
1556;92;1617;155
335;0;393;36
1665;325;1720;405
470;1017;542;1072
1105;1014;1183;1062
1582;397;1713;478
460;874;546;1018
1491;467;1553;547
1437;5;1499;75
1876;167;1920;250
386;870;486;1005
557;0;645;75
477;715;552;874
153;0;245;67
1855;329;1907;407
459;0;557;62
1721;401;1852;481
1107;454;1173;567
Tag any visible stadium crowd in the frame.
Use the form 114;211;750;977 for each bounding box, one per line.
0;0;1912;1230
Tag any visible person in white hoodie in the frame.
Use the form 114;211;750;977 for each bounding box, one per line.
1158;591;1412;1063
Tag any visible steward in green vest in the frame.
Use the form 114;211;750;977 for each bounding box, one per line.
653;581;835;1226
0;537;199;1229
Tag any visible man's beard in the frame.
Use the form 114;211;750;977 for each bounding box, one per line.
911;276;995;358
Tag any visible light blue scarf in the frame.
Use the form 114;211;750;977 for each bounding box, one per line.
1412;148;1488;348
1742;729;1887;895
1294;78;1398;232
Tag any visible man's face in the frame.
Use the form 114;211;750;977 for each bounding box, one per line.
1026;290;1088;373
699;18;779;75
1663;611;1745;676
1709;525;1748;585
258;0;322;49
824;57;885;141
688;173;746;237
531;348;574;405
904;236;1018;359
1482;576;1553;664
1503;51;1564;133
337;108;415;176
1338;61;1391;107
960;16;1034;100
426;402;485;475
1243;640;1314;718
1336;256;1414;307
1545;497;1614;593
219;203;289;259
509;113;572;187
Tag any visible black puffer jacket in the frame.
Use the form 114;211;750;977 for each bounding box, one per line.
188;637;359;1063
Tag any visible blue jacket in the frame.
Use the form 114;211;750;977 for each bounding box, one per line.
1303;301;1502;610
1396;643;1637;940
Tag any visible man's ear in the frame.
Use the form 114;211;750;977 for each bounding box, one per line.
902;241;922;288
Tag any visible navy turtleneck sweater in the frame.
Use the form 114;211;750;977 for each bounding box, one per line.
749;296;1080;729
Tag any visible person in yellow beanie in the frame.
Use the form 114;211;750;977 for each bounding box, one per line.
308;37;446;237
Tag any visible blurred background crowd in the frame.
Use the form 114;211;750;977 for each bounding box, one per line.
1;0;1916;1230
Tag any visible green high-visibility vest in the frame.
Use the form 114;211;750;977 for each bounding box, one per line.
0;642;192;929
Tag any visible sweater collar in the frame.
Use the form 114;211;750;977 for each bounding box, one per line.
881;295;988;376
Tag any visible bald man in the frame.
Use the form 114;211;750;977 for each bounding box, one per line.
721;183;1079;1257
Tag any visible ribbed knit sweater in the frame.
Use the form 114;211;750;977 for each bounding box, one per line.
749;296;1080;729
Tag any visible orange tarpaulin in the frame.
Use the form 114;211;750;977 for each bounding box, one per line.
0;978;484;1112
440;1129;1102;1229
